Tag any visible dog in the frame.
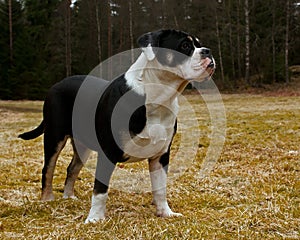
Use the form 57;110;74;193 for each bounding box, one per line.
19;29;215;223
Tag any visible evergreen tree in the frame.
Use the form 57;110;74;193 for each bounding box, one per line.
0;0;299;99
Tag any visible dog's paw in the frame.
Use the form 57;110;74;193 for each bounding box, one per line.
63;194;78;200
84;193;108;224
156;208;183;218
84;216;105;224
41;192;55;201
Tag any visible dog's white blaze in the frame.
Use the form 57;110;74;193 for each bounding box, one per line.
85;192;108;223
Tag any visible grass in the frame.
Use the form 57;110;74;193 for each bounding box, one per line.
0;94;299;239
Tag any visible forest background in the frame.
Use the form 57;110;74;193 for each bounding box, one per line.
0;0;299;100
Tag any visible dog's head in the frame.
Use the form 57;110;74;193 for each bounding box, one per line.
137;29;216;81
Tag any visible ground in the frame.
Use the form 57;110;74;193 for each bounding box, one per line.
0;78;299;239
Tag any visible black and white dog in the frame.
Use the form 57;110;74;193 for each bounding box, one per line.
19;29;215;223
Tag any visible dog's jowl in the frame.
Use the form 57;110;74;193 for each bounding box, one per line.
19;29;215;223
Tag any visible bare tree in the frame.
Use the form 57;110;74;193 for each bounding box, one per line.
172;7;179;29
244;0;250;85
107;0;112;79
236;0;242;80
65;0;72;77
227;0;236;82
107;0;112;58
8;0;13;65
271;2;276;83
285;0;290;83
215;11;224;84
161;0;166;28
129;0;134;63
95;0;102;63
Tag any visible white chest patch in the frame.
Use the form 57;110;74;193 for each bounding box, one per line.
122;100;178;161
123;52;189;161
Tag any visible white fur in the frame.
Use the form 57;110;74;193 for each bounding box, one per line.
125;52;147;96
149;159;182;217
122;90;179;160
122;124;173;160
85;193;108;224
179;47;212;81
142;44;156;61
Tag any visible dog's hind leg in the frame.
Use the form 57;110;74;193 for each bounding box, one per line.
85;151;116;223
41;134;68;201
63;139;90;199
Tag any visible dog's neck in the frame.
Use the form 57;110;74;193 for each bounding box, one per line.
125;52;189;119
125;52;189;153
125;52;189;99
125;53;148;95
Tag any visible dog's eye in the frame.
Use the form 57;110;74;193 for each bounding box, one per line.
181;42;191;50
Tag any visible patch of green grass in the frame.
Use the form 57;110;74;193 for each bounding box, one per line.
0;95;299;239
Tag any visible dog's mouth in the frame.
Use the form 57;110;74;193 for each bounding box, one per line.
207;59;215;69
206;59;216;77
204;57;216;77
192;57;215;77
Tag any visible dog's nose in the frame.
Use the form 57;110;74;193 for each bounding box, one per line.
208;58;215;68
200;48;211;59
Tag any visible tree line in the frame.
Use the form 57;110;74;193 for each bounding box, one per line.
0;0;299;99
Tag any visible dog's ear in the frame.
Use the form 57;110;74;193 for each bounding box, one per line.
137;31;161;47
137;30;163;61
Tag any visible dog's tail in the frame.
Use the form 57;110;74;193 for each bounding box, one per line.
18;120;45;140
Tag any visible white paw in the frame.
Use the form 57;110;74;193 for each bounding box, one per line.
157;210;183;218
84;216;105;224
85;193;108;224
63;195;78;200
168;211;183;217
156;207;183;218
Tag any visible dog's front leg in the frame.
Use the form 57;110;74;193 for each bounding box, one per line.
149;153;182;217
85;153;115;223
85;189;108;223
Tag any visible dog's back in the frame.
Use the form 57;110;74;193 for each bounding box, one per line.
19;75;108;140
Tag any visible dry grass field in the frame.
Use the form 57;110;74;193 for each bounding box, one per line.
0;92;299;239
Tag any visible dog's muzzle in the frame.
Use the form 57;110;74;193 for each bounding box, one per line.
207;57;215;69
200;48;216;76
